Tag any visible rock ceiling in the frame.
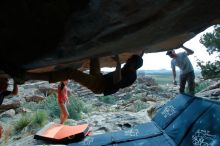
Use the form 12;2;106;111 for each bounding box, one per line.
0;0;220;82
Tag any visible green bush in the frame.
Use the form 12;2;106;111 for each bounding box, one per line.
131;93;143;100
98;95;117;104
199;25;220;79
122;94;132;100
23;94;86;120
11;111;48;135
23;94;59;119
197;60;220;79
194;82;211;93
133;100;148;112
82;104;93;113
67;96;84;120
42;94;60;119
14;114;31;133
185;81;211;94
32;110;48;127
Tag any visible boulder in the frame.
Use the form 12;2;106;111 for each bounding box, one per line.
0;0;220;81
0;101;20;113
24;95;45;103
0;109;16;118
196;88;220;98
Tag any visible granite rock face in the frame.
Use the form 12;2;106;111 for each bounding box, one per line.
0;0;220;81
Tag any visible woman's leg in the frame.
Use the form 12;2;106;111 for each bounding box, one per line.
0;125;2;139
58;103;63;124
59;102;69;124
63;102;69;123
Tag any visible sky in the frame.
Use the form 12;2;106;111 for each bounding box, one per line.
140;26;218;71
102;26;218;72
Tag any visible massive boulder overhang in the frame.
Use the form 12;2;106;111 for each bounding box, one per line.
0;0;220;82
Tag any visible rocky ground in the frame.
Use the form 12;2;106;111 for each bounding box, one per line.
0;76;219;146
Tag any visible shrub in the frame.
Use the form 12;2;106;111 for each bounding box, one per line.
197;60;220;79
32;110;48;127
67;96;84;120
23;94;86;120
129;93;143;101
185;81;211;94
199;25;220;79
24;94;61;119
41;94;86;120
194;82;211;93
82;104;93;113
98;95;116;104
42;94;60;119
122;94;132;100
133;100;148;112
14;114;31;133
23;94;59;119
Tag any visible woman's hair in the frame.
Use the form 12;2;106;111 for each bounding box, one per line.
60;81;65;90
125;55;143;69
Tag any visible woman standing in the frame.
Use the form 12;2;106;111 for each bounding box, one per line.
57;81;69;124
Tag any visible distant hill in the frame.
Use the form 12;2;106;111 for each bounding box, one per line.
138;69;201;77
138;69;172;76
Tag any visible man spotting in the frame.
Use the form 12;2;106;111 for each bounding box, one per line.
166;45;195;95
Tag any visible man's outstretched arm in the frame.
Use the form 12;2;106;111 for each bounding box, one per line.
182;45;194;55
113;55;121;84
